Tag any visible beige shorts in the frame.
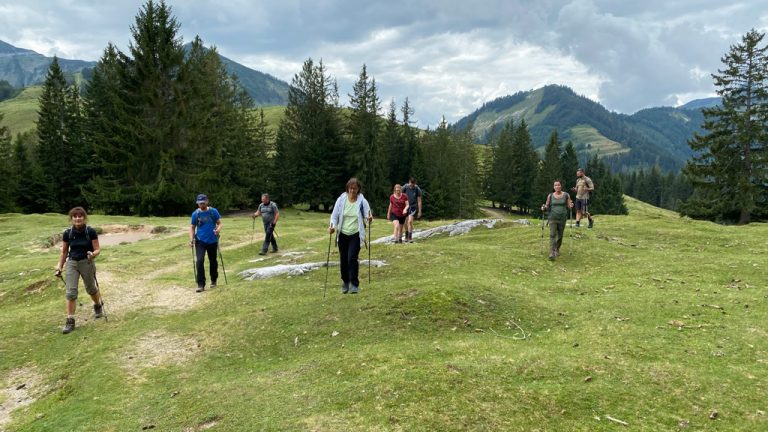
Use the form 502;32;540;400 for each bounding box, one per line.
65;259;98;300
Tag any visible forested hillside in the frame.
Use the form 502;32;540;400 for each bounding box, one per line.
454;85;706;172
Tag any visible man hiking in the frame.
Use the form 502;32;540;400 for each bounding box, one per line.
401;177;422;243
572;168;594;228
189;194;222;292
253;193;280;256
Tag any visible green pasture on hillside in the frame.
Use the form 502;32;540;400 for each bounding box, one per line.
0;86;41;138
0;198;766;431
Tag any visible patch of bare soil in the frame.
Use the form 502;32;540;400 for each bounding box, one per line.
183;416;223;432
0;366;48;431
119;331;200;380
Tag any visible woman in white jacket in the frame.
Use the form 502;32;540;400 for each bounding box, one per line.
328;178;373;294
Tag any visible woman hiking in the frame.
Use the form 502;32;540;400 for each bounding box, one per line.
54;207;103;334
328;178;373;294
540;180;574;260
386;184;409;243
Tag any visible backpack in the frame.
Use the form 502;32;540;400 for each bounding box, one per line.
65;225;92;242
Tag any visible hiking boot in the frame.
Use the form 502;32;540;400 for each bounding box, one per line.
196;286;205;293
94;301;104;318
575;222;580;228
588;220;594;229
341;282;349;294
210;282;217;289
62;317;75;334
258;251;267;256
554;249;560;257
271;248;278;253
349;285;359;294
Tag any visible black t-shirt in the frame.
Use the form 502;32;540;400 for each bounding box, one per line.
63;226;98;261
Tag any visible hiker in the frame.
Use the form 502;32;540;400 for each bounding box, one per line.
572;168;595;228
386;184;409;243
401;176;422;242
54;207;103;334
253;193;280;255
328;177;373;294
541;180;574;260
189;194;222;292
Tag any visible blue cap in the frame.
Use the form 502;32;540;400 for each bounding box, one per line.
196;194;208;203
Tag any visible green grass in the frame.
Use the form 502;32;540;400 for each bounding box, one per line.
0;199;766;430
569;124;629;156
0;86;42;138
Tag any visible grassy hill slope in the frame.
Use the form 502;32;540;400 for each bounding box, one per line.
0;86;41;137
0;200;766;430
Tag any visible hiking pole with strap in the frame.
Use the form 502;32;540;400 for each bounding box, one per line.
217;241;228;285
191;240;197;282
323;231;332;299
367;219;372;286
89;258;108;322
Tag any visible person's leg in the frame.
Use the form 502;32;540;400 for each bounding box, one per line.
63;259;79;333
260;221;270;254
337;233;351;292
268;224;278;252
548;221;558;259
586;201;594;228
392;219;400;242
79;260;103;316
575;200;583;225
206;242;218;285
195;241;206;288
348;234;361;292
555;221;565;253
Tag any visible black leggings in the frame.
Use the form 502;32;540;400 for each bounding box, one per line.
195;241;218;287
337;232;361;287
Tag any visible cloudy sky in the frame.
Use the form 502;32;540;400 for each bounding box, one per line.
1;0;766;127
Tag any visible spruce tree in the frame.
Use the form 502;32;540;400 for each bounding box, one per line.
347;65;387;213
560;141;580;192
0;114;15;212
36;56;75;212
510;119;538;212
398;98;419;184
534;130;563;213
682;29;768;223
13;133;51;213
487;121;514;208
381;99;401;187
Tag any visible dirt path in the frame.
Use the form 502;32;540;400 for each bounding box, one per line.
479;206;509;219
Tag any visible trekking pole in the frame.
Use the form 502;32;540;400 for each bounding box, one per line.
191;241;197;282
367;219;372;286
568;207;573;256
540;211;545;256
323;231;332;299
217;241;228;285
89;258;108;322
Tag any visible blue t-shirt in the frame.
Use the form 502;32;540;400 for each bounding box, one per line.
191;208;221;244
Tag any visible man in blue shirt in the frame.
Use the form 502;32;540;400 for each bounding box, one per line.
189;194;222;292
401;177;422;243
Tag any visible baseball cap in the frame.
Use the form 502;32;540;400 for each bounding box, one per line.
196;194;208;203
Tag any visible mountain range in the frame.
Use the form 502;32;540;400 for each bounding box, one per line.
2;40;713;172
453;85;710;171
0;40;289;106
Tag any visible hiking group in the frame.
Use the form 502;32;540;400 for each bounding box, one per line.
53;171;592;333
540;168;595;260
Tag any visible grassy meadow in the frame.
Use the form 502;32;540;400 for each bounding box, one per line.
0;86;41;138
0;198;766;431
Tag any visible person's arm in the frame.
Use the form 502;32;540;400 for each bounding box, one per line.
386;201;392;219
567;193;574;208
273;206;280;225
189;224;196;247
365;199;373;224
87;237;101;262
417;195;422;218
214;218;222;236
587;178;594;192
329;197;340;233
541;194;551;211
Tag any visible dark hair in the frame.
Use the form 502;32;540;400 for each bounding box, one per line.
68;207;87;221
261;193;270;199
409;176;417;183
553;179;562;186
346;177;362;192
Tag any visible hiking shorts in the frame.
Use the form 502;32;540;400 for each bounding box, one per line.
408;206;418;217
390;214;406;225
576;199;590;212
65;259;98;300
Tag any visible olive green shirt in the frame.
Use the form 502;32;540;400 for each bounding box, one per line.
547;193;570;223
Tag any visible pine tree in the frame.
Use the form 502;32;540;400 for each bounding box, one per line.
36;56;79;212
534;130;563;212
682;29;768;223
398;98;419;184
585;155;627;215
274;58;345;211
13;133;51;213
510;119;538;212
486;121;514;208
560;141;580;192
347;65;387;214
0;114;15;212
381;99;401;187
